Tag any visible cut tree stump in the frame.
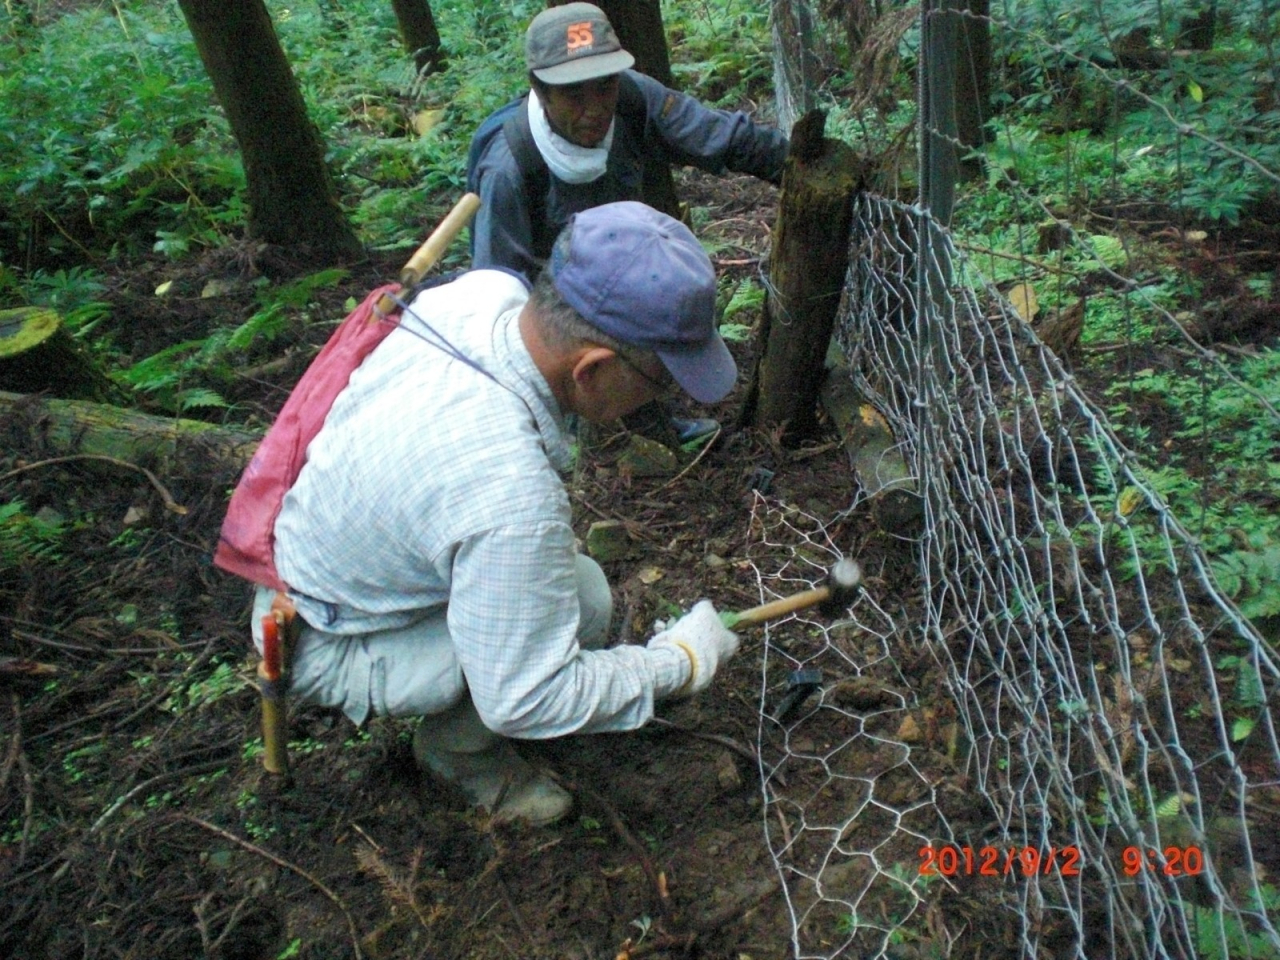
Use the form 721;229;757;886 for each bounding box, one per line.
743;110;864;440
0;307;124;403
0;390;260;473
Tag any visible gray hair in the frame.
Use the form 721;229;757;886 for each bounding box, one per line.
529;225;668;381
528;265;622;352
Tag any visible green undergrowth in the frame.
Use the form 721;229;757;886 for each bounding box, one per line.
0;0;779;271
1;0;782;417
945;1;1280;631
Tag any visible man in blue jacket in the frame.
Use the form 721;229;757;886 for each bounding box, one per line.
468;2;789;441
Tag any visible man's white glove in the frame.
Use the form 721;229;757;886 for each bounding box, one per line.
647;600;740;697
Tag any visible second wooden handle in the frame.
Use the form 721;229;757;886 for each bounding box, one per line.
375;192;481;315
400;192;481;287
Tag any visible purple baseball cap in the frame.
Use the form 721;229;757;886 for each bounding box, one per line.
549;202;737;405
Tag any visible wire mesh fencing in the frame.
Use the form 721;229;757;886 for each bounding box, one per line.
750;189;1279;958
749;2;1280;948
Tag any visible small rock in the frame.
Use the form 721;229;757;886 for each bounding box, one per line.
825;676;899;711
585;520;632;563
637;566;664;584
703;553;727;569
200;278;237;299
34;506;65;526
714;750;742;791
616;434;678;477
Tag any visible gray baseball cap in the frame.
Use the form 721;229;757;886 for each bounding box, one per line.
549;202;736;405
525;2;635;85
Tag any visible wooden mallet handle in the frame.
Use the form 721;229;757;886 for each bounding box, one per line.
723;559;862;628
731;586;834;627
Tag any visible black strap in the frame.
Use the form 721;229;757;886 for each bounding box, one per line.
500;104;553;261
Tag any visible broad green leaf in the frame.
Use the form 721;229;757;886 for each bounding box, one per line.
1232;716;1256;742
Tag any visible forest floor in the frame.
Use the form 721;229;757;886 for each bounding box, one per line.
3;169;1280;960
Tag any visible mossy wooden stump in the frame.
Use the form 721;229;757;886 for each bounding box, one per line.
744;110;864;440
0;306;122;402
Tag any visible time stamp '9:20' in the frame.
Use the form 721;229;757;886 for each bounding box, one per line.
918;845;1206;878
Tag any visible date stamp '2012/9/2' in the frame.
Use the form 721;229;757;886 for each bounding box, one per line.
918;845;1206;878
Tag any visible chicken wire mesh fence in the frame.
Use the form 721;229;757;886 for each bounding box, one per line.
746;4;1280;956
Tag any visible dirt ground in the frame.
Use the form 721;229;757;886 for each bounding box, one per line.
3;171;1280;960
0;172;910;960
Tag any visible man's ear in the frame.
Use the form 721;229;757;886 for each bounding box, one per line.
571;346;617;392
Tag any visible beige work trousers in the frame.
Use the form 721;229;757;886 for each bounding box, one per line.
250;554;612;727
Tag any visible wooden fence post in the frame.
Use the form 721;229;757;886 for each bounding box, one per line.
742;110;861;440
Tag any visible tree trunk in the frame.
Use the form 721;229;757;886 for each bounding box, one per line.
390;0;446;76
0;390;260;472
955;0;990;181
743;111;860;441
1177;2;1216;50
920;0;959;225
821;0;881;53
771;0;820;135
0;307;124;404
175;0;361;259
547;0;680;218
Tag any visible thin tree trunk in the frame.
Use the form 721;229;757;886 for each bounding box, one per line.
175;0;361;258
391;0;446;76
955;0;991;181
772;0;820;136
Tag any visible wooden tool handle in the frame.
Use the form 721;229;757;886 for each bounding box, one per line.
399;192;481;287
258;661;291;778
732;586;832;626
375;192;481;315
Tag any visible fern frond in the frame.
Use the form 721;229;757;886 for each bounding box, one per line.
1213;546;1280;620
0;499;65;570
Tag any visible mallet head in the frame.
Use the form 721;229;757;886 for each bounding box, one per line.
818;558;863;615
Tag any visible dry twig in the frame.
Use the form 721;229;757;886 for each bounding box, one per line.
563;778;673;918
0;454;188;515
644;716;779;783
654;427;722;494
179;813;365;959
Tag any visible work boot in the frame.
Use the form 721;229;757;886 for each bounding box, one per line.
672;416;720;444
412;705;571;827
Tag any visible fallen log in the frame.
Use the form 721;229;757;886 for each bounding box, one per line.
0;389;260;473
820;343;923;535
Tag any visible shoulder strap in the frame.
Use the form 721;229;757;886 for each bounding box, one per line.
615;71;647;141
500;99;554;260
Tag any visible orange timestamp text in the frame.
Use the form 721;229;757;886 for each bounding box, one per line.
1121;845;1205;876
919;844;1083;878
